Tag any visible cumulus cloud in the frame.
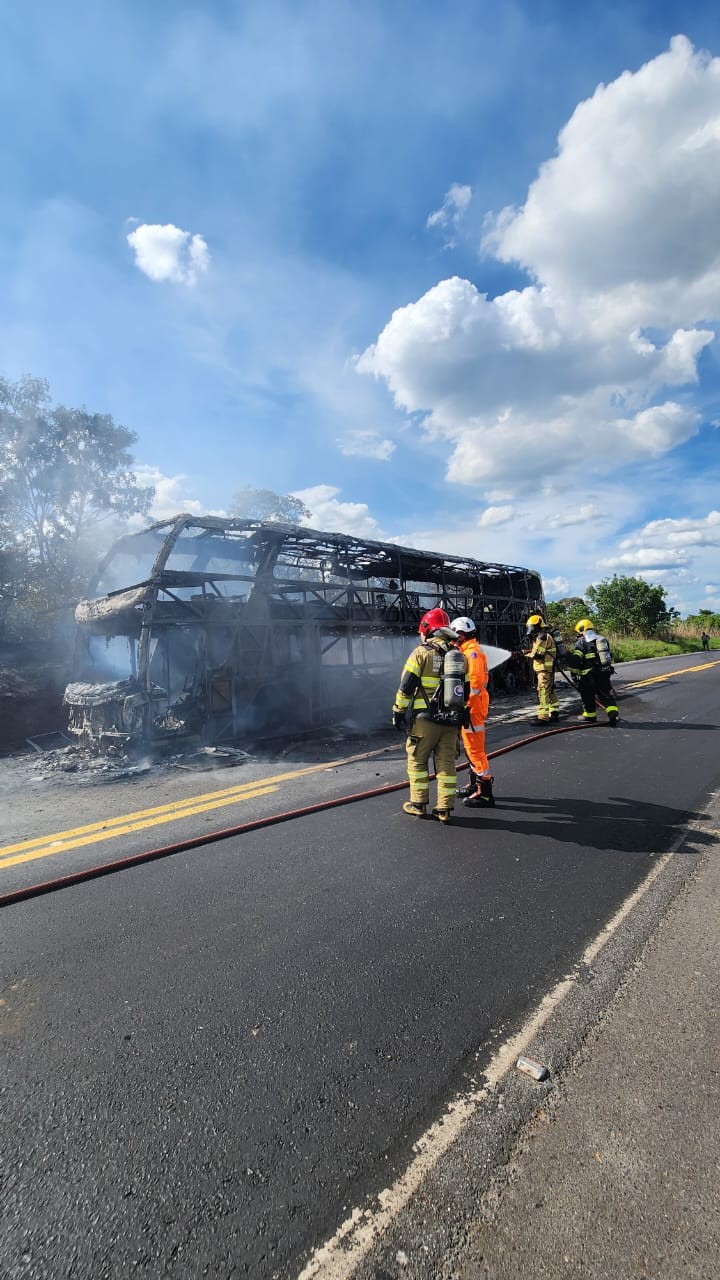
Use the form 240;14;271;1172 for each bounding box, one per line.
545;504;606;528
127;223;210;286
484;36;720;300
426;183;472;247
477;505;514;527
133;465;224;521
618;510;720;553
600;546;693;571
292;484;384;538
544;576;571;598
357;37;720;491
336;430;395;461
569;504;720;610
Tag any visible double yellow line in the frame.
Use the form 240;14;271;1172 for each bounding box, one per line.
624;658;720;690
0;748;392;873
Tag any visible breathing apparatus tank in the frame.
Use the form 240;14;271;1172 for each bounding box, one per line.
442;646;467;710
595;634;612;668
551;628;568;661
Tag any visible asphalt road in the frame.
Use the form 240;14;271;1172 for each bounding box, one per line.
1;654;719;1279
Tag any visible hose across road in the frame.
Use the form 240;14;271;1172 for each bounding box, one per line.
0;721;602;910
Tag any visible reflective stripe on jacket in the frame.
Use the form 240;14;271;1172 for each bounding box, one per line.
393;637;453;717
529;629;556;673
573;632;601;675
459;636;489;724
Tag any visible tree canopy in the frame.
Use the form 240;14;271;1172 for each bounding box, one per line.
231;485;310;524
685;610;720;631
0;373;154;635
585;574;675;637
545;597;588;632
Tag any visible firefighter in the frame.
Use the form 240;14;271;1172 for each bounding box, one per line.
571;619;619;724
524;614;559;724
450;616;494;808
392;607;468;825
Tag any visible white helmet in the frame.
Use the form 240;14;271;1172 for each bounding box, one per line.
450;616;476;635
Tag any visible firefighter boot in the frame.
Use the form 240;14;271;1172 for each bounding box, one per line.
432;807;451;825
457;770;478;798
402;801;427;818
480;777;495;807
463;776;495;808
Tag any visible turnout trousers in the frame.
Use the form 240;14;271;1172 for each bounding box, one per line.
535;669;559;721
406;718;459;812
577;672;598;718
579;669;619;721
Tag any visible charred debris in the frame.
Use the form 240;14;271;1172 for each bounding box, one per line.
63;514;545;755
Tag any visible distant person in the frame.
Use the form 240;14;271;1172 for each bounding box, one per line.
524;615;559;724
391;608;468;825
450;616;495;808
570;620;619;725
701;631;710;651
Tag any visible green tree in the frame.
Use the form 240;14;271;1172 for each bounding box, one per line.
231;485;311;524
685;610;720;631
0;373;154;629
545;597;588;632
0;519;28;636
585;575;673;637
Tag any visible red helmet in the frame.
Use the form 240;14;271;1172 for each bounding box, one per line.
419;607;450;637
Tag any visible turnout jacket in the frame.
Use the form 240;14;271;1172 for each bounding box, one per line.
528;628;556;673
393;630;467;721
571;628;611;676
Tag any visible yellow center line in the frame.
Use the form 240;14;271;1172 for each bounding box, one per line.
0;745;397;871
0;786;281;870
624;658;720;689
2;774;288;857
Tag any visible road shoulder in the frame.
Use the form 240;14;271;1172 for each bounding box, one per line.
344;786;720;1280
455;790;720;1280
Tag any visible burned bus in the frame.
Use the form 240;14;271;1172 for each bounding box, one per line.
64;514;545;752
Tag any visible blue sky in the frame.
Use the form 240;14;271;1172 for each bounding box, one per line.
2;0;720;613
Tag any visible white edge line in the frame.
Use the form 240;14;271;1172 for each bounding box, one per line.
297;848;675;1280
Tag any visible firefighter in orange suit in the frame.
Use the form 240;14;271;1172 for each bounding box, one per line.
392;607;468;825
525;614;559;724
450;616;495;807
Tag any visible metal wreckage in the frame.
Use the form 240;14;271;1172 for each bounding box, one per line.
64;514;546;753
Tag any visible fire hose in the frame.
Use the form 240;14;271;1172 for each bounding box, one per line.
0;721;607;910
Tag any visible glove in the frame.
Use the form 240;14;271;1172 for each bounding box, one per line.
460;706;471;728
392;710;406;732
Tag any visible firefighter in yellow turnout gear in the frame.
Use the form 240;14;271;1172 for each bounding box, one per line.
450;616;495;808
525;614;559;724
392;607;469;825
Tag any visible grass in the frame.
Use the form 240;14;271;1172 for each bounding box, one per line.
610;635;720;662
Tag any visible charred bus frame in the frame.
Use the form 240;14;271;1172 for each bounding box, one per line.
65;514;545;751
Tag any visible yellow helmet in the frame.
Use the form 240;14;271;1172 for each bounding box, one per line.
526;614;545;629
575;618;593;634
